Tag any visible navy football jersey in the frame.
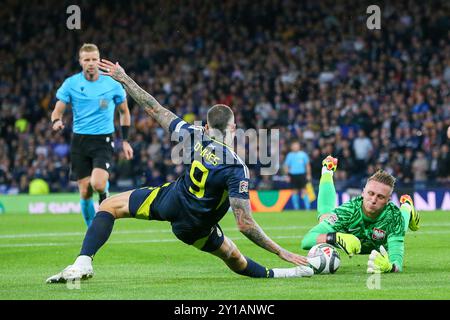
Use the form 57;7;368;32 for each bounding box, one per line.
152;117;249;229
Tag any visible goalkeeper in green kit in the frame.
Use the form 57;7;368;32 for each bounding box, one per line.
301;156;420;273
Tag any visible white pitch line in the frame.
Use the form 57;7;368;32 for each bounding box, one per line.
0;230;169;239
0;225;310;239
0;236;294;248
0;223;450;239
0;231;448;248
0;222;449;239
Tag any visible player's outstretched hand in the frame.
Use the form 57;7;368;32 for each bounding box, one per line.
327;232;361;257
278;249;309;266
98;59;126;82
367;245;396;273
122;141;134;160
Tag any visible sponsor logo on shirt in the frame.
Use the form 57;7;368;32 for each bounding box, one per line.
348;227;360;233
99;99;109;109
372;228;386;241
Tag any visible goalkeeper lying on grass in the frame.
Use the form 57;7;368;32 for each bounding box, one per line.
301;156;420;273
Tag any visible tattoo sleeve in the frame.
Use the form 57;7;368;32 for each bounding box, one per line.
229;197;281;255
118;72;178;132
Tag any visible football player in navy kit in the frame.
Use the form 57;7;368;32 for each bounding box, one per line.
46;59;313;283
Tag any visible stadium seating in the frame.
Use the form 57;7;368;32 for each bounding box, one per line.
0;0;449;194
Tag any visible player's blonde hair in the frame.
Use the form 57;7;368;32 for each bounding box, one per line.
367;169;396;193
79;43;99;57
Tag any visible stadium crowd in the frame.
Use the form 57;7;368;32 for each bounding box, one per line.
0;0;449;194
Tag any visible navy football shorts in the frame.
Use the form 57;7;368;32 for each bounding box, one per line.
128;185;225;252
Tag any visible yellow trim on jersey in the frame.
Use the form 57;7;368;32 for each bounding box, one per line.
192;228;214;250
210;137;232;150
192;235;209;250
135;183;171;220
215;190;229;210
210;137;249;179
194;141;221;165
189;160;209;198
135;187;160;219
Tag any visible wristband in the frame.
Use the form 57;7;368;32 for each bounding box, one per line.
391;264;398;273
52;119;61;125
326;232;336;244
121;125;130;140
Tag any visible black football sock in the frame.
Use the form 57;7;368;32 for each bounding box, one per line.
79;211;115;257
235;256;274;278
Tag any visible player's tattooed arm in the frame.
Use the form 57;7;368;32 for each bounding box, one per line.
120;75;178;132
229;197;282;255
98;59;178;132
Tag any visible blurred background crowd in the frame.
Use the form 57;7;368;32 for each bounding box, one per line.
0;0;449;194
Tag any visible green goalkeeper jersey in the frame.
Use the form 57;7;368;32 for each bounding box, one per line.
328;196;405;253
303;196;406;270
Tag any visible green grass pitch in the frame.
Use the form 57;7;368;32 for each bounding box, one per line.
0;210;449;300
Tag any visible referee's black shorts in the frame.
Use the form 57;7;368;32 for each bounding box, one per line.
70;133;114;181
289;174;307;190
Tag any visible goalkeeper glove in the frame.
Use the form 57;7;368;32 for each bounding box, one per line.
326;232;361;257
367;245;398;273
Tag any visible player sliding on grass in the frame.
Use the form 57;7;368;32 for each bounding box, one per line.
46;59;314;283
301;156;420;273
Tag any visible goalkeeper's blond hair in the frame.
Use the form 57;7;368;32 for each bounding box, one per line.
367;170;396;194
79;43;99;57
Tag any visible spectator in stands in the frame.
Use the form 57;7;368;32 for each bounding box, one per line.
437;144;450;183
0;0;448;194
412;151;429;190
353;129;373;176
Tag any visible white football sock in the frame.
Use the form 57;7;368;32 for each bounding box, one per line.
73;255;92;267
321;167;334;176
401;203;412;212
272;267;299;278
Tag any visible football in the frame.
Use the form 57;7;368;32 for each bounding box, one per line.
307;243;341;274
